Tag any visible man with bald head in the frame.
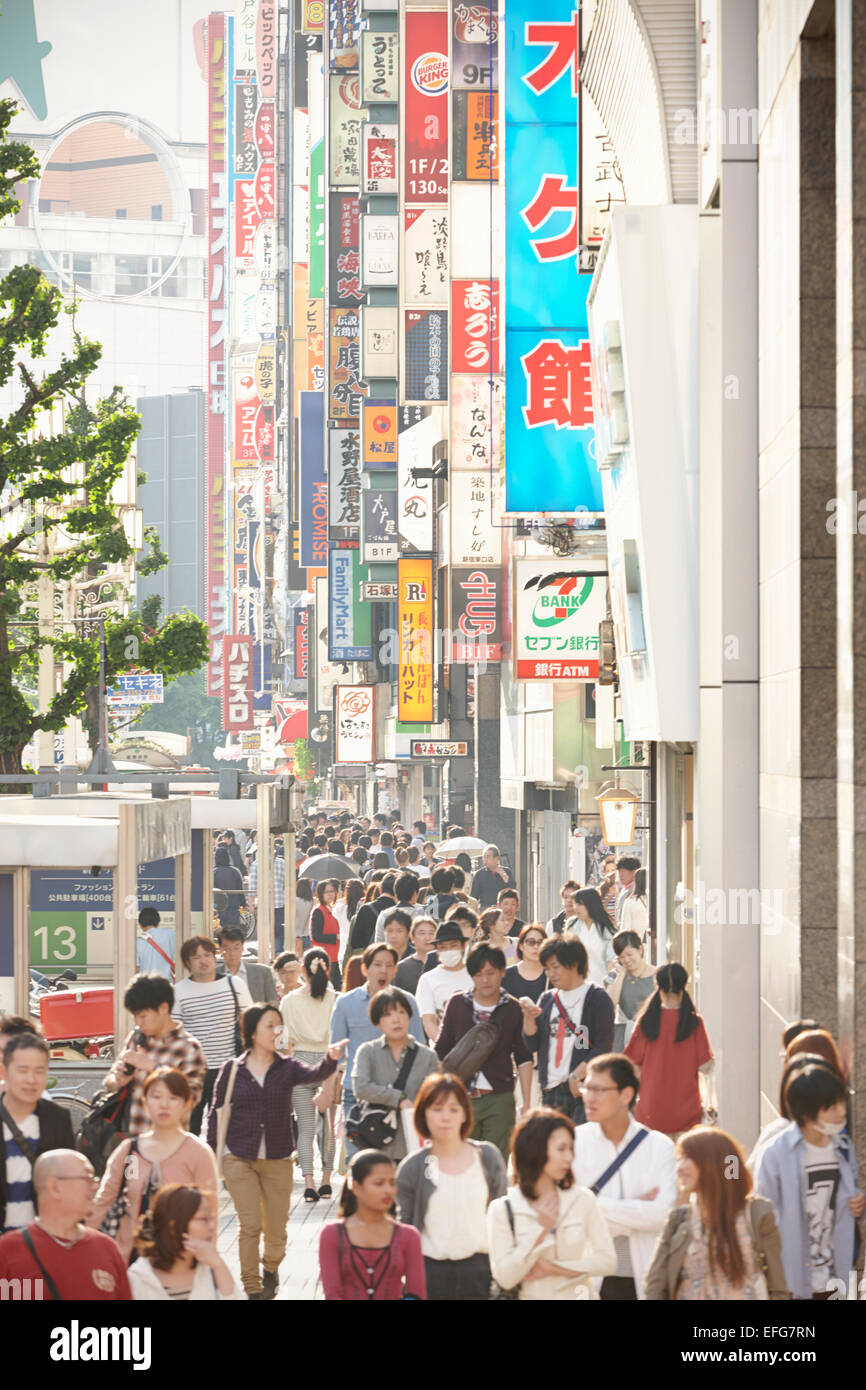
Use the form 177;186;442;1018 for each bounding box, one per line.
0;1149;130;1300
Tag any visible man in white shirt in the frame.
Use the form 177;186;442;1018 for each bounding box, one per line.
572;1053;676;1299
171;936;253;1134
415;921;473;1041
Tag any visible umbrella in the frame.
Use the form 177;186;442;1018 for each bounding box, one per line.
297;853;357;881
433;837;490;858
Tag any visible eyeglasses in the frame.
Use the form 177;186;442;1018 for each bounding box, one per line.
523;937;545;947
578;1083;620;1096
54;1174;99;1186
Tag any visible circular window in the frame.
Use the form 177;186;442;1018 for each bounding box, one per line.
34;114;189;300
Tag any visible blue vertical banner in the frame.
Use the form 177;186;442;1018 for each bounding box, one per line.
504;3;601;513
299;391;327;568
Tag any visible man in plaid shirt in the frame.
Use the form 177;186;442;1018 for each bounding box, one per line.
248;843;287;952
102;973;207;1136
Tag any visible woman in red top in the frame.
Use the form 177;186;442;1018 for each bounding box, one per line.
311;879;342;990
318;1150;425;1300
624;963;714;1138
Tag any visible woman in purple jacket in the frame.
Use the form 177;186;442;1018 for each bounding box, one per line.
207;1002;347;1299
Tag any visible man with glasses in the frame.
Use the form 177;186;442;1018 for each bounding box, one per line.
519;936;614;1124
0;1150;131;1300
572;1054;676;1300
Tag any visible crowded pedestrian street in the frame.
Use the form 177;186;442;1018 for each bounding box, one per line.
0;0;862;1371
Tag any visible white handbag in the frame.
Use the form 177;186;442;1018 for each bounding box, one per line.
214;1059;240;1176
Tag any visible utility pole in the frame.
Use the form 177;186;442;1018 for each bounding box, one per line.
86;616;117;781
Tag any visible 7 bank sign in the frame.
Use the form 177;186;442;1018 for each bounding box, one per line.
513;560;606;680
504;3;601;515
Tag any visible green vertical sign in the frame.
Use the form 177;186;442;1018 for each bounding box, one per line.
309;138;325;299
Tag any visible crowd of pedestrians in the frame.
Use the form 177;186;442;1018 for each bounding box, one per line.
1;807;863;1304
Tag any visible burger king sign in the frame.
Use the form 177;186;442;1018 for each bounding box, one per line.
404;12;449;203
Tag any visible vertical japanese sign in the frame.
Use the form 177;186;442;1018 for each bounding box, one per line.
363;488;399;561
328;428;362;543
335;686;376;762
293;606;309;680
398;556;435;722
206;15;229;698
299;391;328;567
329;193;366;307
451;279;499;372
329;307;367;420
397;407;434;552
223;635;254;731
504;0;601;513
362;401;398;466
328;549;373;659
403;12;449;203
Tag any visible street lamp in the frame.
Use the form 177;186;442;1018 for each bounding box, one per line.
594;779;640;846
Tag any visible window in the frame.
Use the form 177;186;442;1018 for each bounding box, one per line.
151;204;163;221
72;254;93;290
115;208;127;219
114;254;149;295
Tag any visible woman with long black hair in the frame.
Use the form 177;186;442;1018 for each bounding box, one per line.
624;963;714;1138
281;948;339;1203
318;1150;426;1300
566;888;616;985
311;880;342;989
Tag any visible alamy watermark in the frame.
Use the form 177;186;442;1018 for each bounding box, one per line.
675;877;783;932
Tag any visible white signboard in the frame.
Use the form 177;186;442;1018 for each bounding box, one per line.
397;411;436;552
513;561;607;682
449;469;501;566
361;306;399;378
403;208;448;305
362;214;398;286
335;685;376;762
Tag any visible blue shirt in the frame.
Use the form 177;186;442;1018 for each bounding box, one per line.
330;984;425;1096
136;925;176;979
752;1121;859;1300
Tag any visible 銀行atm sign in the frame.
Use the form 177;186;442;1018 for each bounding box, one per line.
504;2;601;515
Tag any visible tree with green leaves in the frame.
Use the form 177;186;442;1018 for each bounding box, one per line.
0;100;209;775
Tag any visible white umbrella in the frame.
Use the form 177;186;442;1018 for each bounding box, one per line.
433;837;490;858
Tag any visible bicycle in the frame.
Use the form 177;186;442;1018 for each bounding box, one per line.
45;1076;94;1129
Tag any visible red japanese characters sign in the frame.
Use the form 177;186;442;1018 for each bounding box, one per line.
451;278;499;373
235;161;276;265
233;369;275;463
222;635;254;731
520;338;593;431
404;11;449;204
206;15;228;698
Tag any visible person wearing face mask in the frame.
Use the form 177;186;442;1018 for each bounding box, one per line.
752;1064;865;1300
415;922;473;1042
644;1127;788;1300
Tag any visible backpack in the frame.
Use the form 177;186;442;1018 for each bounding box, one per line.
76;1082;134;1176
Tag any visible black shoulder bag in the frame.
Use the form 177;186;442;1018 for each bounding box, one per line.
20;1227;62;1302
346;1043;418;1150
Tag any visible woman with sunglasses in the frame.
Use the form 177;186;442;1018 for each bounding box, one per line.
504;924;548;1005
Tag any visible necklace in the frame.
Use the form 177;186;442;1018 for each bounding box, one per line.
34;1218;82;1249
343;1223;394;1298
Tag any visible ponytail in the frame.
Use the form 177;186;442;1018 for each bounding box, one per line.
634;962;698;1043
303;947;331;999
338;1150;394;1218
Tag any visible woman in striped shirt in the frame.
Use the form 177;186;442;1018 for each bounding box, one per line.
171;937;252;1135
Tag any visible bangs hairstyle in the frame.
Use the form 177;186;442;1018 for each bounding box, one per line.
141;1066;193;1104
135;1184;208;1269
777;1054;838;1118
511;1108;576;1199
677;1128;752;1286
516;922;546;959
413;1073;474;1140
180;936;217;969
240;1002;282;1049
362;943;398;970
2;1031;50;1067
784;1063;847;1127
369;986;414;1025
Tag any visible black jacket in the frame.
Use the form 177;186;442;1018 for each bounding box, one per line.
524;986;615;1090
349;895;395;953
0;1097;76;1230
